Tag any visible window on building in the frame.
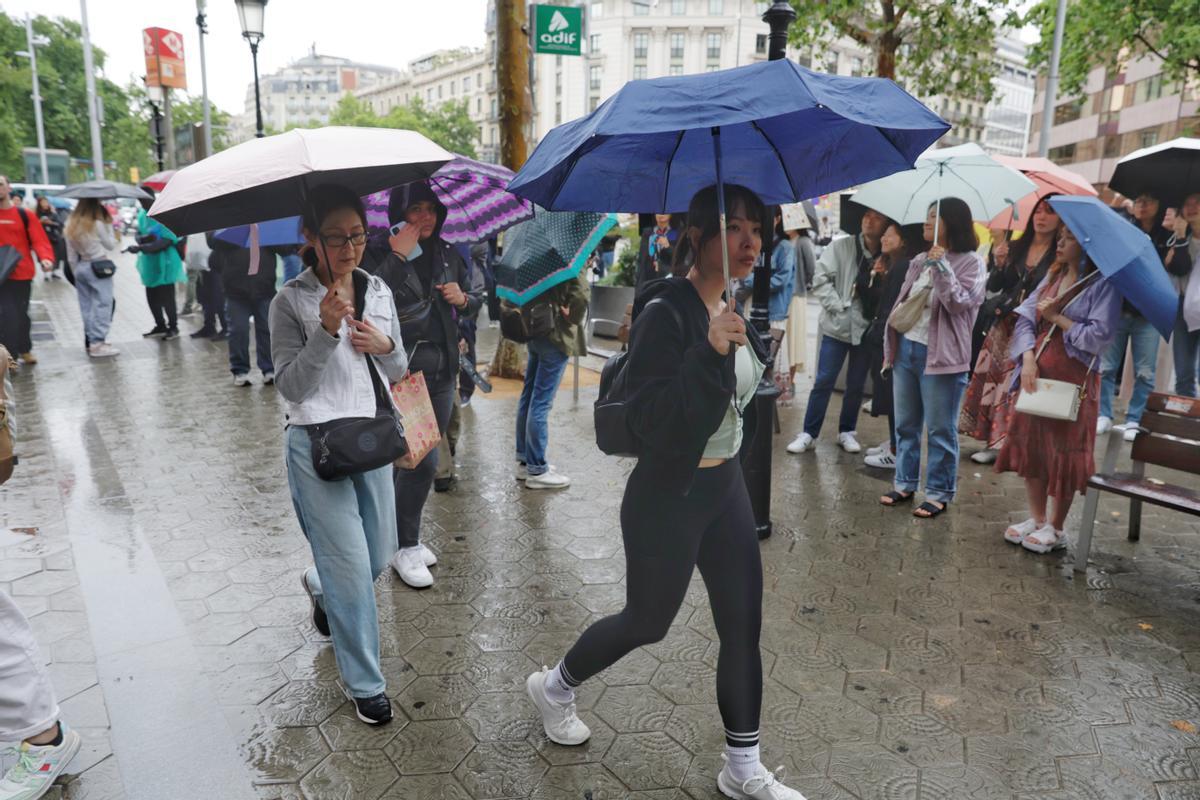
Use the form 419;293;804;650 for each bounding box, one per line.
797;50;812;68
671;0;686;13
850;56;863;77
755;34;766;55
556;101;563;124
491;98;497;117
590;96;600;111
477;97;482;114
590;64;602;91
671;32;685;60
439;85;444;99
1053;99;1084;125
709;0;723;12
1103;135;1120;158
823;52;838;74
590;1;603;18
706;64;720;73
589;34;601;54
464;76;471;92
1047;143;1077;163
706;32;721;61
633;64;648;80
449;81;455;96
427;88;434;102
670;64;684;76
633;0;649;14
634;32;649;59
1141;129;1159;148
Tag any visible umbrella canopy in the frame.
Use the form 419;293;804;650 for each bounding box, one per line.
507;58;949;213
495;209;617;306
852;143;1037;227
1109;137;1200;209
987;155;1096;230
148;127;453;236
213;216;305;248
1048;195;1178;339
140;170;177;192
56;180;152;202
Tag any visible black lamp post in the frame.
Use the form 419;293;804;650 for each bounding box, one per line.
740;1;797;540
235;0;268;138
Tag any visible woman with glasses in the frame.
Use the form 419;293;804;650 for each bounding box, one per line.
270;184;409;726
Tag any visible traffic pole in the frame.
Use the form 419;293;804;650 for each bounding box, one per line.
23;15;49;184
79;0;104;179
1037;0;1067;157
196;0;213;158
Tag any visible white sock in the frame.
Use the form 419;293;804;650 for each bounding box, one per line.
725;743;762;783
543;661;576;705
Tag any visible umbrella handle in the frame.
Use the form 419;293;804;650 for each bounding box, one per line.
710;127;732;304
932;164;942;250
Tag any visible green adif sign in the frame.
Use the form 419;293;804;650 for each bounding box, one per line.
533;5;583;56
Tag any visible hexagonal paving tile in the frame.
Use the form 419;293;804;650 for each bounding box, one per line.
299;749;398;800
462;691;537;742
605;732;692;791
594;685;675;733
453;741;548;799
385;718;475;775
397;674;480;721
240;724;329;783
530;763;627;800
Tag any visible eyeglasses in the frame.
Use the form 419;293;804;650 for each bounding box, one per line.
318;231;368;249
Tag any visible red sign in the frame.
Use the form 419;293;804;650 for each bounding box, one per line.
143;27;187;90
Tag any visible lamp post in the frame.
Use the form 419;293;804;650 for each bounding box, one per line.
196;0;214;157
740;0;797;541
16;16;49;185
235;0;268;138
79;0;104;178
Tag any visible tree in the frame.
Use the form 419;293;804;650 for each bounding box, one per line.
786;0;1011;102
169;94;233;154
325;94;479;157
1024;0;1200;98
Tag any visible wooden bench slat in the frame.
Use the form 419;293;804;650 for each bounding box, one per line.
1139;409;1200;442
1146;393;1200;418
1086;472;1200;515
1131;433;1200;474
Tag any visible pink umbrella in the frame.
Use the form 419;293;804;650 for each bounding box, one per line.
988;155;1096;230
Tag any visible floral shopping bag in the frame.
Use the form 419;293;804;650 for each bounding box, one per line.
391;371;441;470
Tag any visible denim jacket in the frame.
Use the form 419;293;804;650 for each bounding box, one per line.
269;268;409;426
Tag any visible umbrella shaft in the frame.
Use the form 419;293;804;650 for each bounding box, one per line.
711;127;732;303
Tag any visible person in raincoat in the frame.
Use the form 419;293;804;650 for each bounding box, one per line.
127;189;185;340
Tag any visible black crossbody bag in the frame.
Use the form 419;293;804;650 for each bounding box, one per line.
305;273;409;480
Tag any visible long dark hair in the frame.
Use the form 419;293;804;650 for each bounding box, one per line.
930;197;978;253
1007;194;1060;271
671;184;767;277
301;184;367;269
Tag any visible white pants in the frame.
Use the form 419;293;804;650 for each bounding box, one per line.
0;590;57;742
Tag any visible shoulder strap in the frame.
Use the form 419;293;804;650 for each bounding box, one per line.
641;296;684;337
16;207;33;252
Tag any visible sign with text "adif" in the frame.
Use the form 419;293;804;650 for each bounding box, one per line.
533;5;582;56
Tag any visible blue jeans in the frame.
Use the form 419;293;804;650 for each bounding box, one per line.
893;337;969;504
597;250;614;279
1099;312;1159;424
284;426;395;697
282;254;303;283
74;261;115;346
802;334;870;438
1174;300;1200;397
516;337;569;475
227;295;274;376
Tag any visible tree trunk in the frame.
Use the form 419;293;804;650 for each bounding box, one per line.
491;0;532;379
876;30;897;80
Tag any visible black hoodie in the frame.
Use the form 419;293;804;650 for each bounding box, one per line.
626;276;768;495
362;182;482;374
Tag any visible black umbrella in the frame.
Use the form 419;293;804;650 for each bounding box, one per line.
1109;137;1200;208
56;180;152;202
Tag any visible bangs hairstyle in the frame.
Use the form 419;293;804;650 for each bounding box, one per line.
672;184;767;275
930;197;978;253
1008;193;1060;269
302;184;367;268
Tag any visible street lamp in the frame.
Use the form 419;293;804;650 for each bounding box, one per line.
235;0;268;138
16;15;50;185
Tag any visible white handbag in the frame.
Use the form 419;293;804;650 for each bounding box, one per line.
1014;327;1095;423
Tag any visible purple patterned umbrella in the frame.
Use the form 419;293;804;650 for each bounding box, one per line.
363;156;534;244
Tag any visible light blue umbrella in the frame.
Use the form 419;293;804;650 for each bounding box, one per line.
1048;195;1178;339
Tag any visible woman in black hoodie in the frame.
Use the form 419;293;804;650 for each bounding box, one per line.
524;185;809;800
362;182;482;589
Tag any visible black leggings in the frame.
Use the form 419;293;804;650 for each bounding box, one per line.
145;285;177;331
563;458;762;743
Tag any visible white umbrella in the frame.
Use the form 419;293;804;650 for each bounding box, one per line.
850;143;1037;240
148;127;453;236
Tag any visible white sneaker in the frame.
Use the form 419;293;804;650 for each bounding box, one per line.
1004;518;1042;545
866;440;890;457
1123;426;1139;443
525;668;590;746
970;449;997;464
233;374;251;387
837;431;862;454
1021;523;1067;554
391;547;434;588
515;463;529;481
525;469;571;490
417;543;437;567
262;371;275;385
717;756;808;800
88;342;120;358
1096;416;1113;435
0;725;82;800
786;433;814;454
864;451;896;469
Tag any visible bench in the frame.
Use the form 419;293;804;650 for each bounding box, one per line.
1075;393;1200;572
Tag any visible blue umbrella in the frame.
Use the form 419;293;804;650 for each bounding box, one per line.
1047;195;1178;339
508;58;948;292
213;216;304;248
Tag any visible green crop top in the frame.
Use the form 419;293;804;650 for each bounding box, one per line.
701;344;765;460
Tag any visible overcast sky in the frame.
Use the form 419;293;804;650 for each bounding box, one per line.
3;0;489;114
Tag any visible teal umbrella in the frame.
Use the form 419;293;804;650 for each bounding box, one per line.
495;208;617;306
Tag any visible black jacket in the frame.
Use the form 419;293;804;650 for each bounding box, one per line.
210;237;277;301
626;276;767;495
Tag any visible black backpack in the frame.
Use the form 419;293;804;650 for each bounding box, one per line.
594;297;683;457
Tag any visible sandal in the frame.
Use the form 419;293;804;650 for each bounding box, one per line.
880;490;914;507
1004;518;1042;544
1021;524;1067;554
913;500;948;519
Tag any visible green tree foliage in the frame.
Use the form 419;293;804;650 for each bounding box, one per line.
787;0;1011;102
327;94;479;157
1024;0;1200;98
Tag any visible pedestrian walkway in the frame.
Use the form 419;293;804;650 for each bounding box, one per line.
3;255;1200;799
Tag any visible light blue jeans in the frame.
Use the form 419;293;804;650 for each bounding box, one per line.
516;336;569;475
1174;300;1200;398
74;261;115;346
893;337;969;504
1099;312;1159;424
284;425;395;698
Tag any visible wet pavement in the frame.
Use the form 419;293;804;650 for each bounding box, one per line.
3;255;1200;800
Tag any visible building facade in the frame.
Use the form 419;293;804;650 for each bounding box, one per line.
1029;54;1200;186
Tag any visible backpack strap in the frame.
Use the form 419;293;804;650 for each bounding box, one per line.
16;207;34;254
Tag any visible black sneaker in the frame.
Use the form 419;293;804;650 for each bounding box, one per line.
142;327;167;338
433;476;456;493
301;568;329;636
163;328;180;341
341;685;393;726
190;328;216;339
211;329;229;340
